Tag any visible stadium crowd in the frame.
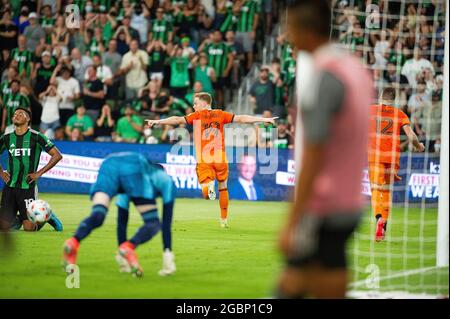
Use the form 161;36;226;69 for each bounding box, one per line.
0;1;445;153
333;0;445;154
0;0;296;148
226;0;445;152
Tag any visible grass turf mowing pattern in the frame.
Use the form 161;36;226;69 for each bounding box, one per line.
349;207;449;296
0;194;447;298
0;194;286;298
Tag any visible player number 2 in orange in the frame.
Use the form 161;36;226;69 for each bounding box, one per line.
376;117;394;135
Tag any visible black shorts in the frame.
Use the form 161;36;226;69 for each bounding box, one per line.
0;185;37;227
287;211;362;269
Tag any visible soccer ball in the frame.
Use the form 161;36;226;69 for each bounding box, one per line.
27;200;52;224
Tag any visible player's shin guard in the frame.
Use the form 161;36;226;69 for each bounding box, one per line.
219;188;229;220
117;206;129;245
129;211;161;247
381;189;391;221
74;205;107;242
371;189;383;219
162;202;174;250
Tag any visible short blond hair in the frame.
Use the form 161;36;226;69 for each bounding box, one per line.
194;92;212;106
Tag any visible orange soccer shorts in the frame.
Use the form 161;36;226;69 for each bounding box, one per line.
196;162;229;184
368;162;401;186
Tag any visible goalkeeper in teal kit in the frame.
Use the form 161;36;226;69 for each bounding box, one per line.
62;152;176;277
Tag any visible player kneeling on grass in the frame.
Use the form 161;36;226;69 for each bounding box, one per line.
115;192;176;276
0;107;63;232
62;152;176;277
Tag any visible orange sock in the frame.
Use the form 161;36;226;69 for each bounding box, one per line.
381;189;391;221
219;188;229;220
371;189;383;219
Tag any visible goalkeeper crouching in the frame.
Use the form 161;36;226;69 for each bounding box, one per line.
62;152;176;277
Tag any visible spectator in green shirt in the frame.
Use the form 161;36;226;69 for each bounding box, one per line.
0;66;18;102
11;35;34;79
98;11;117;44
39;5;55;44
149;7;174;45
1;79;30;134
114;105;144;143
192;53;216;96
169;45;191;99
65;105;94;140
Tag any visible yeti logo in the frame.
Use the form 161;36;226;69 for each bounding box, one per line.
9;147;31;156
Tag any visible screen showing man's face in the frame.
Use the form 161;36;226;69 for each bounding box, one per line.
239;156;257;181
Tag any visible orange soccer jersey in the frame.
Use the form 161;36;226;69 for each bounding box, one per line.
368;104;410;222
368;104;410;166
184;109;235;184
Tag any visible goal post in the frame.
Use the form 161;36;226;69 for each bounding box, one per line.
436;3;449;268
328;0;448;297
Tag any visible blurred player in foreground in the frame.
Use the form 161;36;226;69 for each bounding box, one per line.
277;0;372;298
62;152;176;277
146;92;276;228
368;87;425;241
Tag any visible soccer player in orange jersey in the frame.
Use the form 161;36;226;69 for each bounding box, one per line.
368;87;425;241
146;92;277;227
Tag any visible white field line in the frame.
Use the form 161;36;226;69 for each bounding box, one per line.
347;290;447;299
349;265;448;288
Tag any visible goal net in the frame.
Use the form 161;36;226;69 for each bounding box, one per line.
329;0;448;298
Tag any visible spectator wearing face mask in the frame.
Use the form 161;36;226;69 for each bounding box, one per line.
130;3;150;46
13;6;31;34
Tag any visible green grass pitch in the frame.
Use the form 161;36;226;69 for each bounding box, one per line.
0;194;447;298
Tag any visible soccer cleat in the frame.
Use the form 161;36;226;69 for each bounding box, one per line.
115;253;132;273
62;237;79;270
375;218;386;242
158;249;176;276
11;216;22;231
207;181;216;200
220;218;229;228
118;242;143;277
47;212;63;231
